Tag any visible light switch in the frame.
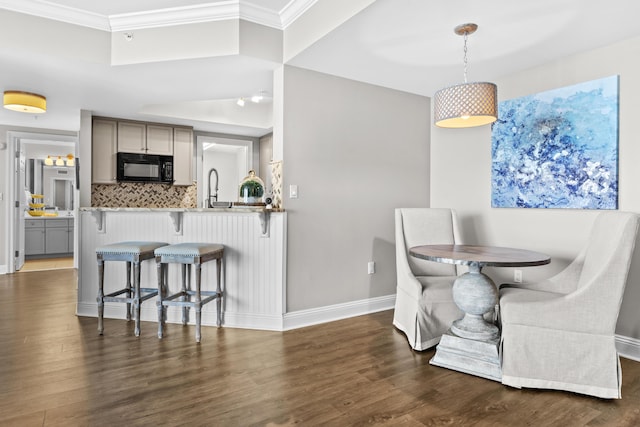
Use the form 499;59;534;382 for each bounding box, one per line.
289;185;298;199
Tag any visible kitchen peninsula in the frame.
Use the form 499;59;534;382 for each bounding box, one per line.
77;207;286;331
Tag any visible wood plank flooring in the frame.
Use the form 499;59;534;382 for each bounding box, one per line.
20;257;74;272
1;269;640;426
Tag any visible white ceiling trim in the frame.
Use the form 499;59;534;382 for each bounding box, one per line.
0;0;109;30
109;2;239;32
0;0;316;32
280;0;317;29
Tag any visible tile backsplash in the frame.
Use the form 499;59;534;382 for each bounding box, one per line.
92;182;197;208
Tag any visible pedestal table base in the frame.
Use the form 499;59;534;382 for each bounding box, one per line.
430;331;501;382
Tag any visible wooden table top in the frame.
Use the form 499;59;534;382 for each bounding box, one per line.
409;244;551;268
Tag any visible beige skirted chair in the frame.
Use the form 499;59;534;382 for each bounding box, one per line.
393;208;463;350
499;211;640;399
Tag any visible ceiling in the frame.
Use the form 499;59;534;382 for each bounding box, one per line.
1;0;639;137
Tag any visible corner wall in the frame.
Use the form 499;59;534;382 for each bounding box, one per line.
282;66;430;312
430;35;640;340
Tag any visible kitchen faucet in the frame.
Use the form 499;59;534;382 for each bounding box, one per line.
207;167;219;208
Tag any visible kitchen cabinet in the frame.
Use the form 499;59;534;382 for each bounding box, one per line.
147;124;174;155
92;118;117;184
173;127;193;186
117;121;146;153
118;122;173;155
25;218;74;258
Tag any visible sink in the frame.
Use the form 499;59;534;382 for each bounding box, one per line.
209;201;232;208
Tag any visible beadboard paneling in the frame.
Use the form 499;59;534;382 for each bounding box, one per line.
78;210;286;330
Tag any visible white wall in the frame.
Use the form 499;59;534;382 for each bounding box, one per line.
431;35;640;340
282;66;430;311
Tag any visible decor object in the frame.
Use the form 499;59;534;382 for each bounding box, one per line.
392;208;463;350
3;91;46;113
500;211;639;398
434;23;497;128
491;76;619;209
237;170;265;205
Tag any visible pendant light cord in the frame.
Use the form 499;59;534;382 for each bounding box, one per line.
463;31;469;84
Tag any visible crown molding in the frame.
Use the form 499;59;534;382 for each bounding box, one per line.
280;0;317;29
0;0;109;31
109;2;239;32
0;0;317;32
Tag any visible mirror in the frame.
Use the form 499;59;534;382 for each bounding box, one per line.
26;159;76;212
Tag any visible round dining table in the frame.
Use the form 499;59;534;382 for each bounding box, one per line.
409;244;550;381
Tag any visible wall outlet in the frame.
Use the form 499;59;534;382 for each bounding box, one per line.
367;261;375;275
514;269;523;283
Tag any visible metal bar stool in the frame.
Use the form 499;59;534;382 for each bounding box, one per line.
155;243;224;343
96;241;168;336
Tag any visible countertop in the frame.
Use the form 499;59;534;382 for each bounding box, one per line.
79;206;284;213
25;212;75;219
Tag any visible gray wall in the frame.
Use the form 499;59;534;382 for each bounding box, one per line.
431;35;640;340
282;66;430;311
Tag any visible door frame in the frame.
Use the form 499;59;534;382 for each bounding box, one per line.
5;131;78;274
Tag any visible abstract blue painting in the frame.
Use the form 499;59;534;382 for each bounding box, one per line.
491;76;619;209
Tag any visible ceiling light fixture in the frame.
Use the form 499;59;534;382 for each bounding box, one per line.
3;91;47;114
55;156;64;166
433;23;497;128
66;154;75;167
237;97;245;107
44;155;54;166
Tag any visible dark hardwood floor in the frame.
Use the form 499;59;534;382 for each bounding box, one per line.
1;269;640;426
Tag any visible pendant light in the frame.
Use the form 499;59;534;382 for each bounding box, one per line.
433;23;497;128
3;91;47;113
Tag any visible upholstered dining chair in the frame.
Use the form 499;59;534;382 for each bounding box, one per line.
499;211;640;399
393;208;463;350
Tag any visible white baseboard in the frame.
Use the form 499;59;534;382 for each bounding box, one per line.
77;294;396;333
283;294;396;331
78;302;284;332
616;334;640;362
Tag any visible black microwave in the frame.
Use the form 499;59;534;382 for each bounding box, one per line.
117;152;173;183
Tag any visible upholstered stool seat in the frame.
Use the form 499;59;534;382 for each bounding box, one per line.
155;243;225;343
96;241;168;336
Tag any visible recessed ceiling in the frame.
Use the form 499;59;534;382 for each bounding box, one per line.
1;0;639;137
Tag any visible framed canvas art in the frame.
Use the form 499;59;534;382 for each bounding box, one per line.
491;75;619;209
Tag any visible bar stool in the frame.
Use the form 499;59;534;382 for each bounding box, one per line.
96;241;168;336
155;243;224;343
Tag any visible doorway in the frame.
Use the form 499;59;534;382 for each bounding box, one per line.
6;131;78;274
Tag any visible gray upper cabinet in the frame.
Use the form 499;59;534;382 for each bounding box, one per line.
92;116;192;185
146;124;174;155
173;127;193;186
92;118;118;184
118;122;173;155
117;121;146;153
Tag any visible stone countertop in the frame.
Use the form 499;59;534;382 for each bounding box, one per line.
79;206;284;213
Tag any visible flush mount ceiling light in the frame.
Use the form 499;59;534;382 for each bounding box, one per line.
433;23;497;128
3;91;47;114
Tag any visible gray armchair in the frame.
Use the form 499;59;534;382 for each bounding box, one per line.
393;208;463;350
499;211;640;398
